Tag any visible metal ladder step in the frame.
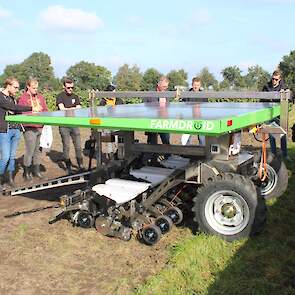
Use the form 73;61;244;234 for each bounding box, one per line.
5;171;91;196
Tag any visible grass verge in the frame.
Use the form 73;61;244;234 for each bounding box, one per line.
135;108;295;295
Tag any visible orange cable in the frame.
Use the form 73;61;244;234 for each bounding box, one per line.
258;132;268;181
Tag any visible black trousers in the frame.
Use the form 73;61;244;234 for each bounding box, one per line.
146;132;170;144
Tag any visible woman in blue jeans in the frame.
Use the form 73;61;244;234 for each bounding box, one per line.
0;78;32;189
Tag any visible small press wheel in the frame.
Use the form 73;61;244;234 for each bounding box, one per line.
76;211;94;228
142;224;162;245
155;215;173;234
165;207;183;225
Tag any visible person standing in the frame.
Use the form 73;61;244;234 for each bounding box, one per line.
146;76;170;145
262;70;289;160
99;84;123;106
18;79;48;180
99;84;123;161
181;77;205;146
56;78;84;174
0;78;32;188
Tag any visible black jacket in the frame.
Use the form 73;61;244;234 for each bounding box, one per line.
0;92;32;133
262;80;286;92
182;88;207;102
262;80;287;102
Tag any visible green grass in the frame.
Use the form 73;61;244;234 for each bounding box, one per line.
134;108;295;295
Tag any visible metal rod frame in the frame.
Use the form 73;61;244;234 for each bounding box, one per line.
94;90;283;101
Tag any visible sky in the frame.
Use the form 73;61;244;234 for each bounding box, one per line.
0;0;294;82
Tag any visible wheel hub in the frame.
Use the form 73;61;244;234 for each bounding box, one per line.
205;191;250;235
221;203;237;218
144;228;158;242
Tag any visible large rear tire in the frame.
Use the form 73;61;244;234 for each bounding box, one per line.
252;151;288;200
192;173;266;241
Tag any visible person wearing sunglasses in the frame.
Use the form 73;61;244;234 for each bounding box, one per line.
263;70;286;92
0;77;32;189
262;70;289;160
56;77;84;174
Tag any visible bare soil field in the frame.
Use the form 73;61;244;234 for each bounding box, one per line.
0;127;278;295
0;128;194;295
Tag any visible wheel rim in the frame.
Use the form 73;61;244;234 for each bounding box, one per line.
166;207;183;225
259;164;278;196
143;227;159;243
78;212;93;228
155;217;171;234
204;190;250;235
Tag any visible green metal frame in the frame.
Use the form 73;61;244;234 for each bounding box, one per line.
6;104;280;136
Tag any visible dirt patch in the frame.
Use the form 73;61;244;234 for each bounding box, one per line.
0;127;281;295
0;128;195;295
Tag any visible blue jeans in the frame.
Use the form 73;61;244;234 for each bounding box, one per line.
0;128;21;174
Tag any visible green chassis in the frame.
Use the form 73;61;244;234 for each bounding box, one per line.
6;102;280;136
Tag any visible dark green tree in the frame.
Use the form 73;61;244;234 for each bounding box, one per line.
244;65;271;90
0;52;56;90
113;64;142;90
22;52;55;88
196;67;218;90
141;68;162;90
0;64;23;87
66;61;112;90
221;66;245;89
218;79;231;90
167;69;188;90
279;50;295;92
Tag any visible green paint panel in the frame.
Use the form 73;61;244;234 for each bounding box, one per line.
6;102;280;136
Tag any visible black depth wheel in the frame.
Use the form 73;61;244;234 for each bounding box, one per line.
77;211;94;228
165;206;183;225
142;224;162;245
155;215;173;234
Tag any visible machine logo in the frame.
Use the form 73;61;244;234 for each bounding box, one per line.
194;121;202;130
194;121;215;131
150;119;193;131
150;119;215;132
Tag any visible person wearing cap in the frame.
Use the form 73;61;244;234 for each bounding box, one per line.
99;84;123;106
99;84;123;161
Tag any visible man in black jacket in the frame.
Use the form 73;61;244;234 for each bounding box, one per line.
262;70;289;160
262;70;286;92
0;77;32;188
